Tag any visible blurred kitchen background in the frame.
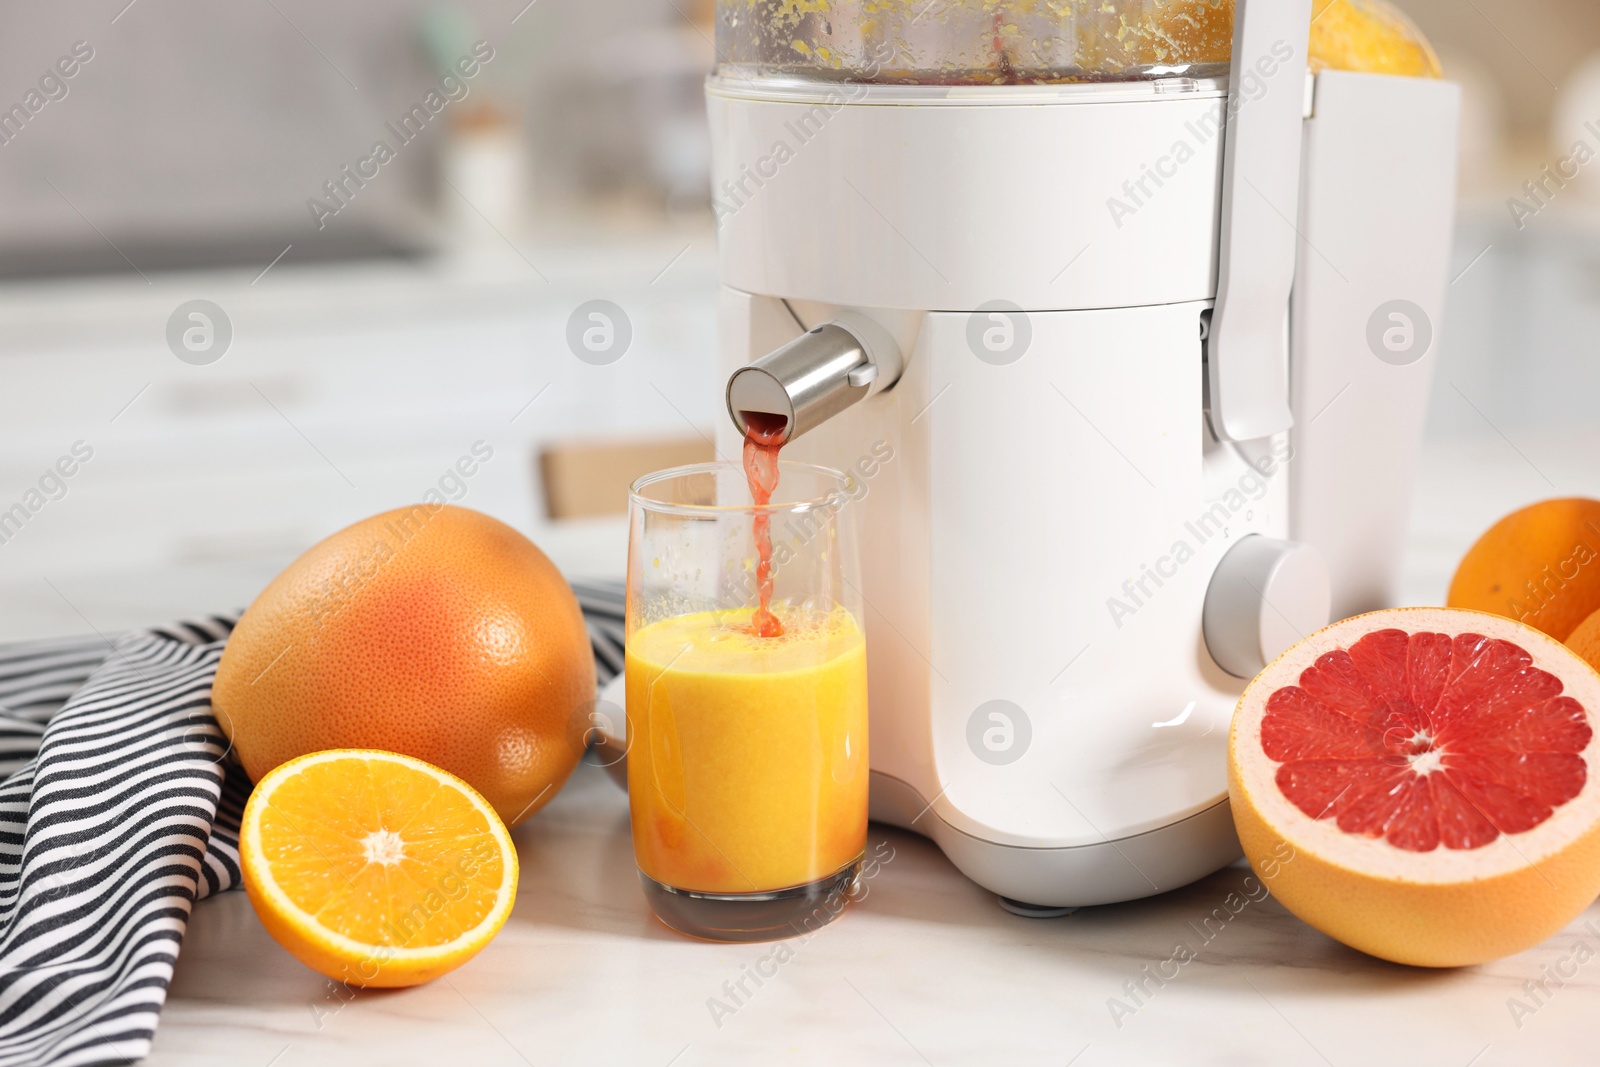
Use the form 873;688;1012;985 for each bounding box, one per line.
0;0;1596;639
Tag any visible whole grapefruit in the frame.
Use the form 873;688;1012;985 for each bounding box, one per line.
213;505;594;827
1448;497;1600;642
1568;607;1600;675
1230;607;1600;967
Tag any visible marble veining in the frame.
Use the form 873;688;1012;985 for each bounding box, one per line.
147;759;1600;1067
145;436;1600;1066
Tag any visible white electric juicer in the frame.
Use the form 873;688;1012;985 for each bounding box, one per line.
694;0;1460;911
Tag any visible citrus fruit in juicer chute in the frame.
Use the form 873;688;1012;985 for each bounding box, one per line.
1084;0;1442;78
1307;0;1442;78
729;0;1440;82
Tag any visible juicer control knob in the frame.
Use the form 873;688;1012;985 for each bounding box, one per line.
1202;536;1331;679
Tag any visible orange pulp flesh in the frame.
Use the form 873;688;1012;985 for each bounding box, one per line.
242;750;516;987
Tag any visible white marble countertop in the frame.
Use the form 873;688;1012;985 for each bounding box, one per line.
131;429;1600;1067
145;759;1600;1067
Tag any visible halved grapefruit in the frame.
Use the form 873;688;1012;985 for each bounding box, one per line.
1229;607;1600;967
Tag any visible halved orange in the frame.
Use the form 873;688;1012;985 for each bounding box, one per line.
240;749;518;988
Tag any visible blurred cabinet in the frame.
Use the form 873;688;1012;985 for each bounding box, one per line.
0;239;717;637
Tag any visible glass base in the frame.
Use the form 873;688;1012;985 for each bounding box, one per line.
640;856;863;943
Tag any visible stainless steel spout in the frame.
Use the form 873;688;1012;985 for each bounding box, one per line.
726;315;898;446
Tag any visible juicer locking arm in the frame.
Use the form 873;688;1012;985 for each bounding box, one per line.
1207;0;1313;443
725;311;903;445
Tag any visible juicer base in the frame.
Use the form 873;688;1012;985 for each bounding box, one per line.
870;771;1242;908
997;898;1078;919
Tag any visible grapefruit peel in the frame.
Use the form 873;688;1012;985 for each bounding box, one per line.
1229;607;1600;967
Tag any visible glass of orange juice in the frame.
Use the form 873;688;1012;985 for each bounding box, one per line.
625;461;868;942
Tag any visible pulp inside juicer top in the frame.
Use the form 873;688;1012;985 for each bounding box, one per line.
715;0;1237;86
713;0;1443;86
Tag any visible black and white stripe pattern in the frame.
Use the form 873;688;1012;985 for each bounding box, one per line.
572;580;625;686
0;580;626;1066
0;636;112;780
0;618;239;1067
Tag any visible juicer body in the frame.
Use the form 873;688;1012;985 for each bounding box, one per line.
708;71;1460;906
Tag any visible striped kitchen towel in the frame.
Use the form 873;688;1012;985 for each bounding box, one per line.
0;581;624;1067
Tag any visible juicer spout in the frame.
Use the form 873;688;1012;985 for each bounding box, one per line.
726;312;902;446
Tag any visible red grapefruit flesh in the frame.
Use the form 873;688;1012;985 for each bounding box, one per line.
1229;607;1600;967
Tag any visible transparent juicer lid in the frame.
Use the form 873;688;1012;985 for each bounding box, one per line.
717;0;1237;85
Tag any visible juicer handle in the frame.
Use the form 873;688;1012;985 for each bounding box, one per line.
1207;0;1313;442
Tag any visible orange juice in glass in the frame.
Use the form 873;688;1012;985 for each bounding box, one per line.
626;462;868;942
